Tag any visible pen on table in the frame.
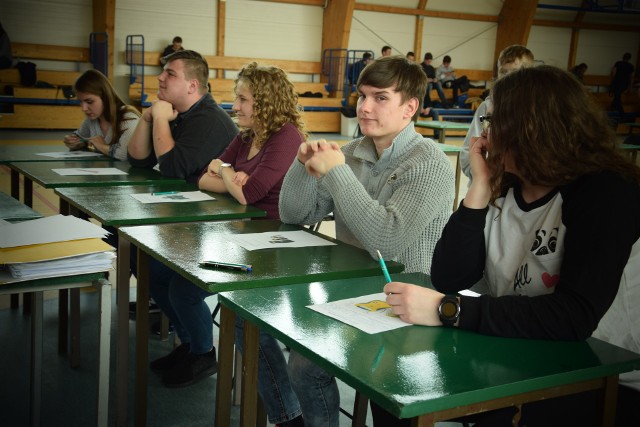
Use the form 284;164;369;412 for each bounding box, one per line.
376;250;392;283
371;345;385;371
152;191;179;196
199;260;253;272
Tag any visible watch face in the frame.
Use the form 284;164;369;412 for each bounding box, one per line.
440;301;458;318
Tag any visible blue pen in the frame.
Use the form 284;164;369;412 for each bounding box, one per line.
152;191;179;196
376;250;392;283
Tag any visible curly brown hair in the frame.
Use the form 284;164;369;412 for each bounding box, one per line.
487;65;640;203
234;62;307;149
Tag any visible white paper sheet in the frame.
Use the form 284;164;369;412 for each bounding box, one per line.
0;215;110;248
129;191;216;204
52;168;128;176
224;230;337;251
36;151;105;159
308;292;411;334
8;251;116;279
0;251;115;283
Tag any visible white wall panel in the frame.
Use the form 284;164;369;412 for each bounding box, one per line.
349;10;415;58
421;18;497;70
528;26;572;68
225;0;322;61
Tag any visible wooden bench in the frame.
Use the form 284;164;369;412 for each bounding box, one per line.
0;43;89;129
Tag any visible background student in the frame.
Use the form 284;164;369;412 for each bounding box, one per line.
436;54;470;108
162;36;184;58
199;61;307;427
280;55;455;427
460;45;535;181
382;65;640;426
62;69;140;160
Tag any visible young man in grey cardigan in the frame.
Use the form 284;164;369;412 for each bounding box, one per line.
279;55;455;427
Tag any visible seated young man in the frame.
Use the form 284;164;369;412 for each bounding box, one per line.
279;55;455;427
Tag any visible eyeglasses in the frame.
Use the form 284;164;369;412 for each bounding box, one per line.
479;114;491;132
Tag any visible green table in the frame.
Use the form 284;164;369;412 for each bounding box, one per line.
55;183;267;427
619;143;640;162
416;120;470;144
0;191;42;221
0;273;111;427
117;219;404;427
8;160;183;208
438;143;462;210
219;272;640;427
0;145;109;204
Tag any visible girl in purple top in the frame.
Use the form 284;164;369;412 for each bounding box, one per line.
199;62;306;219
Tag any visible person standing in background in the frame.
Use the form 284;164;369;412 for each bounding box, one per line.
610;52;635;114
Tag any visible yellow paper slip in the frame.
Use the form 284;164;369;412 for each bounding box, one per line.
0;238;115;264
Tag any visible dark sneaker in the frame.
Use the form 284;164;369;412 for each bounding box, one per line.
150;343;190;372
162;348;218;388
129;300;161;315
151;320;175;336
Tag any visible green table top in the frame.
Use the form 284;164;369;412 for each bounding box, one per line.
438;143;462;153
416;120;471;130
0;191;42;221
55;183;266;226
9;160;184;188
0;145;109;164
219;272;640;419
118;220;404;293
619;143;640;150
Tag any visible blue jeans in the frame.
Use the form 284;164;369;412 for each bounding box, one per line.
288;350;340;427
149;265;214;354
426;81;448;106
104;226;214;354
235;317;302;424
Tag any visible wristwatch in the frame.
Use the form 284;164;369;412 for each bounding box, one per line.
438;295;460;327
217;162;232;176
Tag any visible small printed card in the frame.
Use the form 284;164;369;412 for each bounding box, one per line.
129;191;216;204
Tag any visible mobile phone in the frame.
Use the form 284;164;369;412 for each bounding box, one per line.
73;132;90;143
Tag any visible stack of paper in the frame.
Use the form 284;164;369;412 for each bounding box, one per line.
0;215;116;284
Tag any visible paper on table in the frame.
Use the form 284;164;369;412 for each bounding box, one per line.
52;168;128;176
308;292;411;334
8;251;116;279
0;251;115;284
36;151;104;159
224;230;337;251
0;215;110;248
129;191;216;204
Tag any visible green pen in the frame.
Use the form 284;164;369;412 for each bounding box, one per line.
152;191;179;196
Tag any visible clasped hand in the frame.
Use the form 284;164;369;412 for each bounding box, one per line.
297;139;344;178
144;100;178;123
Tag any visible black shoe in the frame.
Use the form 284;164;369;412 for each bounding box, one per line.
151;320;175;335
162;348;218;388
129;300;161;315
150;343;190;372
